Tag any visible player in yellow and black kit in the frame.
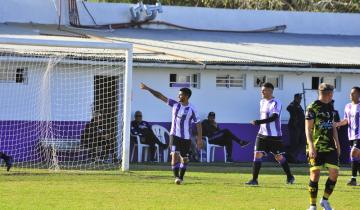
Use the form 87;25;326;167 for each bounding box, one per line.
305;83;340;210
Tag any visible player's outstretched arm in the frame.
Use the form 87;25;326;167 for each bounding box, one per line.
140;83;168;103
334;119;348;128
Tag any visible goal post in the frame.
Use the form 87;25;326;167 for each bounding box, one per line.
0;37;133;172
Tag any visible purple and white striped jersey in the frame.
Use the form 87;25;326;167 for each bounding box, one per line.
258;98;282;137
344;103;360;140
168;98;200;140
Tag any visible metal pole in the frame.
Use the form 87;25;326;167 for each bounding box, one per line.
121;47;133;172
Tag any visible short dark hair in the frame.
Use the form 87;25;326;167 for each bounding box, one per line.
294;93;302;98
208;112;215;117
180;87;192;98
352;86;360;93
261;82;274;90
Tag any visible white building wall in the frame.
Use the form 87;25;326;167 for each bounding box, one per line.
0;1;360;36
0;0;59;24
132;67;360;123
0;63;358;123
79;2;360;36
0;63;95;121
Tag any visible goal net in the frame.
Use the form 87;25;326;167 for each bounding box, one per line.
0;38;132;172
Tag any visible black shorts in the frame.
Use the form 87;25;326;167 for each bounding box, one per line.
307;150;339;171
350;139;360;150
171;135;191;157
254;134;285;155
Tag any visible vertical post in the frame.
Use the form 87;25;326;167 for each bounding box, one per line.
302;82;306;112
121;46;133;171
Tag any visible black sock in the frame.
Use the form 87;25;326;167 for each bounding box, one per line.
252;159;262;181
323;178;336;200
172;163;180;178
279;158;293;179
179;162;188;180
308;180;318;206
351;159;358;178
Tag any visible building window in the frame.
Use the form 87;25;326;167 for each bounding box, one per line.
216;74;246;88
169;73;200;88
254;75;282;89
0;67;28;84
311;76;339;90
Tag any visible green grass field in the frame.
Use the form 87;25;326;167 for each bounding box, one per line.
1;163;359;210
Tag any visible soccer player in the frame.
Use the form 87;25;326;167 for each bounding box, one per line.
0;152;13;171
305;83;340;210
246;82;295;185
335;86;360;186
140;83;203;184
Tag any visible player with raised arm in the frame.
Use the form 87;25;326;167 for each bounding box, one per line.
246;82;294;186
140;83;203;184
306;83;340;210
335;86;360;186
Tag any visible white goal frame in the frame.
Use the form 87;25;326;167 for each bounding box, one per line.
0;37;133;172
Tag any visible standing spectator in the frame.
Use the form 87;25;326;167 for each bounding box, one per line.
202;112;249;162
131;111;168;161
286;93;306;163
0;152;12;171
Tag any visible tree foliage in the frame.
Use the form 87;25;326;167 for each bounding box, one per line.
99;0;360;13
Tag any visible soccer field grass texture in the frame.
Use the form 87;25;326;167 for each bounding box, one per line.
0;164;359;210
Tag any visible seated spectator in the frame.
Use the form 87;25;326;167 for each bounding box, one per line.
81;112;110;162
202;112;250;162
0;152;13;171
131;111;168;161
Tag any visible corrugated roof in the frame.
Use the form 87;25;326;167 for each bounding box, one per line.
1;23;360;68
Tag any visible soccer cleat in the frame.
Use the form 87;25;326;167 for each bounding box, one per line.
175;178;182;185
239;141;250;148
307;205;317;210
226;157;233;163
5;156;13;172
320;198;333;210
347;178;356;186
287;176;295;184
245;179;258;185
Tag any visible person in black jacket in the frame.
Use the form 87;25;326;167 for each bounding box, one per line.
131;111;168;161
202;112;249;162
286;93;306;163
81;112;110;161
0;152;12;171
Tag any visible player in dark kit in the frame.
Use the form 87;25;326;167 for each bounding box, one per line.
305;83;340;210
246;82;294;186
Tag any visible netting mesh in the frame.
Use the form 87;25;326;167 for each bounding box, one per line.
0;44;128;171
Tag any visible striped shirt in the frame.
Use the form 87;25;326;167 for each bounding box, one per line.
258;98;282;137
168;99;200;140
344;103;360;140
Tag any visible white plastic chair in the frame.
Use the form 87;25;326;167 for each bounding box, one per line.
151;124;169;162
131;134;159;162
200;136;227;163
